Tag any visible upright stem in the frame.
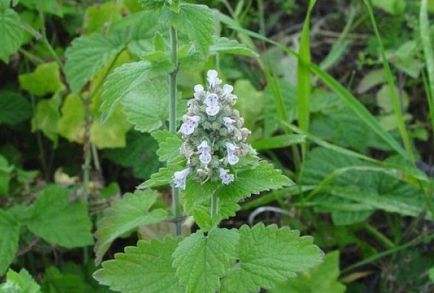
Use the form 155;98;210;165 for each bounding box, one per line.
82;94;92;204
211;193;218;219
169;26;182;235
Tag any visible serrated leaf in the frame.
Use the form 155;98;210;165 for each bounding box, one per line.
65;33;125;93
172;3;214;56
0;210;20;275
173;228;239;293
100;61;174;120
221;224;323;293
0;8;25;62
94;237;184;293
139;163;184;189
151;130;183;163
94;190;168;264
183;160;293;230
121;79;169;133
271;251;345;293
0;91;32;125
0;269;40;293
25;185;93;248
210;36;258;57
19;63;64;96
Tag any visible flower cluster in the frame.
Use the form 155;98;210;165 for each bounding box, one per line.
173;70;253;190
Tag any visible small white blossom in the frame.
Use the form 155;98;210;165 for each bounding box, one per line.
222;84;233;97
180;115;200;135
223;117;235;133
198;140;211;153
173;168;191;190
219;168;234;185
225;142;238;153
194;84;205;97
207;70;222;87
204;93;219;106
205;104;220;116
199;152;212;165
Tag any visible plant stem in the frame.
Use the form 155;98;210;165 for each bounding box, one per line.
169;26;182;236
82;93;92;203
364;223;394;249
211;193;218;219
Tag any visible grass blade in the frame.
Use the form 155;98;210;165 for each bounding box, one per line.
297;0;316;159
420;0;434;132
364;0;415;163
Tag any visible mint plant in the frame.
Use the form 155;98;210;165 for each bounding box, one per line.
86;1;324;291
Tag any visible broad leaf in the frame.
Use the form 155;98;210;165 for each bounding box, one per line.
0;91;31;125
271;251;345;293
0;210;20;274
94;190;168;264
221;224;323;293
19;63;64;96
94;237;184;293
122;79;169;133
0;269;40;293
0;8;25;62
173;228;239;293
210;37;258;57
172;3;214;56
139;164;184;189
65;33;125;93
31;95;60;145
26;185;93;248
100;61;174;121
152;130;183;163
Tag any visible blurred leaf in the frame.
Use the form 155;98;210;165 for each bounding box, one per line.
356;69;386;94
390;41;424;78
0;8;25;62
0;155;13;196
429;266;434;282
173;228;239;293
94;190;168;264
31;95;60;145
234;79;263;130
172;3;214;56
26;185;94;248
105;131;160;179
19;63;64;96
0;210;20;275
58;94;84;143
64;33;125;93
19;0;64;17
42;266;86;293
210;37;258;57
271;251;345;293
221;224;323;293
84;2;124;34
0;91;31;125
373;0;405;15
122;79;169;133
253;134;305;151
94;237;184;293
0;268;40;293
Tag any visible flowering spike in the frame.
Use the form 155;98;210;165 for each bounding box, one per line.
173;70;253;188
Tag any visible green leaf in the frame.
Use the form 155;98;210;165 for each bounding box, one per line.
100;61;174;121
184;160;293;230
0;155;13;196
94;237;184;293
210;36;259;58
221;224;323;293
26;185;93;248
0;91;32;125
84;2;124;34
151;130;183;163
0;269;40;293
94;190;168;264
19;63;64;96
0;210;20;275
41;266;87;293
121;79;169;133
172;3;214;56
429;266;434;282
271;251;345;293
31;95;60;145
234;79;263;130
252;134;306;151
139;164;183;189
173;228;239;293
373;0;405;15
64;33;125;93
0;8;25;63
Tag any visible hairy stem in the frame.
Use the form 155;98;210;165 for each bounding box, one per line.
211;193;218;219
169;26;182;236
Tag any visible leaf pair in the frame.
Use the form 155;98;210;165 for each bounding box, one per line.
94;224;323;293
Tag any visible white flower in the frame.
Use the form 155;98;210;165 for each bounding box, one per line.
225;142;239;165
204;93;219;106
180;115;200;135
198;140;212;165
222;84;233;97
199;152;212;165
227;154;239;165
206;104;220;116
173;168;191;190
225;142;238;153
194;84;205;99
197;140;211;153
223;117;235;133
207;69;222;87
219;168;234;185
